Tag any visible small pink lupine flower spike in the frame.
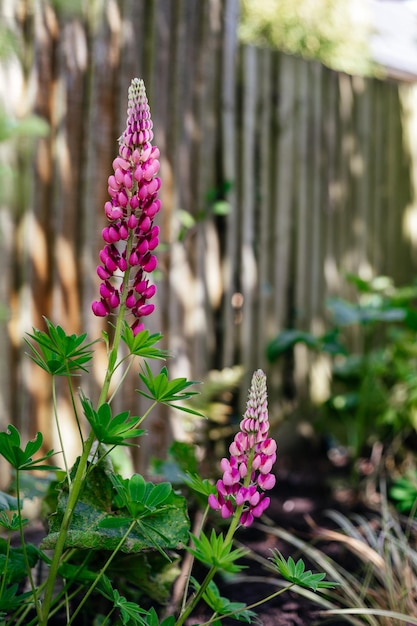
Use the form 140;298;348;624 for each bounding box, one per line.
209;369;277;527
92;78;161;334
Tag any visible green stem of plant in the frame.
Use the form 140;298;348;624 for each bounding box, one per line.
175;565;218;626
100;606;116;626
179;506;210;615
177;442;258;625
15;471;42;624
136;399;158;426
108;354;135;403
47;584;85;624
67;519;137;625
98;234;133;408
65;366;84;444
176;488;247;626
52;375;70;485
197;583;296;626
0;529;11;600
40;243;133;624
39;430;96;625
23;551;81;626
13;599;36;626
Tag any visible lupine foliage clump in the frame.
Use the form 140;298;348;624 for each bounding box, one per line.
0;79;334;626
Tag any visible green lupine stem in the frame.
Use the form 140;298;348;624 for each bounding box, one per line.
23;551;79;626
98;235;133;407
198;584;296;626
67;519;137;625
177;447;257;625
65;364;83;443
15;471;42;624
39;430;96;625
13;599;35;626
0;529;10;600
41;275;134;624
175;501;246;626
223;446;254;544
108;355;135;403
51;375;70;484
99;606;117;626
175;566;218;626
179;506;210;615
136;400;158;427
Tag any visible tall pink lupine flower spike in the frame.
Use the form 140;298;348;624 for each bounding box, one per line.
208;369;277;527
92;78;161;335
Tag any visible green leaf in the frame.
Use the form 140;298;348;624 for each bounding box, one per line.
121;324;168;360
0;425;59;471
80;394;145;446
267;329;320;361
270;550;338;591
108;474;176;521
25;318;96;376
159;617;176;626
145;482;172;509
144;607;159;626
0;583;32;612
390;473;417;513
326;297;406;327
0;540;43;584
138;363;204;417
58;561;112;596
42;466;189;553
188;530;248;573
191;579;255;623
112;589;147;625
184;473;216;497
109;551;181;605
0;511;26;532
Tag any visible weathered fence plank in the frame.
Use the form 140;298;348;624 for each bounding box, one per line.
1;0;417;486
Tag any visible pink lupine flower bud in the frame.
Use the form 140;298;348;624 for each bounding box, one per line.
208;370;277;528
92;78;160;334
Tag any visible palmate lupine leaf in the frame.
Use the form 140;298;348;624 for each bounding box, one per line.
106;473;174;520
184;472;217;497
0;540;44;584
24;317;96;375
138;363;205;417
270;550;338;591
0;583;33;612
80;394;145;445
43;464;189;553
111;589;147;625
188;529;248;573
0;425;59;471
0;511;25;532
190;578;256;624
121;324;168;360
143;607;176;626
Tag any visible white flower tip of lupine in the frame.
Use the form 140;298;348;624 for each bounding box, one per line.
129;78;147;105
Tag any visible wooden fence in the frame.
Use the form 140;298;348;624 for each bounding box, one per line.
1;0;417;485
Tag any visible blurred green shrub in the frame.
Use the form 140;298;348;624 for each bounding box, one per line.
267;274;417;458
239;0;375;75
